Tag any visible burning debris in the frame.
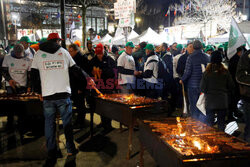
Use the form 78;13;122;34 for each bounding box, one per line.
144;117;250;157
98;94;159;106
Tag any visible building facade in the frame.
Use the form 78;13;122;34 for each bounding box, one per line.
0;0;108;45
236;0;250;20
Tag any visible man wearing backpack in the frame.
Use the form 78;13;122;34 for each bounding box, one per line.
160;43;177;113
139;44;162;99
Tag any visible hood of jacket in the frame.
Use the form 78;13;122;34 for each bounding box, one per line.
39;41;61;54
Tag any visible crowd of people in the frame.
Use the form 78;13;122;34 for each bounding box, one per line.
0;33;250;166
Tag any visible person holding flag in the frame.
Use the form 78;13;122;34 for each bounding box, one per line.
227;17;249;121
227;17;249;59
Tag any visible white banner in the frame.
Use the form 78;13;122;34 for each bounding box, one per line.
114;0;136;19
227;18;248;59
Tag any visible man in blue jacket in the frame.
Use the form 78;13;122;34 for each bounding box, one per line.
180;40;209;121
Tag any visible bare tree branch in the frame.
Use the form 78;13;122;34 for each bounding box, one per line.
170;0;242;32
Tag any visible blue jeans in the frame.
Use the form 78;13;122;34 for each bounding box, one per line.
43;97;76;153
188;87;206;122
243;99;250;142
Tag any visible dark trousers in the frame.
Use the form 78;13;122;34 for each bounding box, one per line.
144;81;159;99
228;92;240;119
6;86;27;132
206;109;227;131
242;99;250;142
174;78;183;108
71;92;86;124
162;79;177;113
87;90;112;129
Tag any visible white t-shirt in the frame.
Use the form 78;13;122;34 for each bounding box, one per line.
173;53;183;79
117;51;135;85
2;55;32;87
143;55;159;84
31;48;75;97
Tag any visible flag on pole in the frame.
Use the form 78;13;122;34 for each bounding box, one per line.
227;17;248;59
69;21;76;41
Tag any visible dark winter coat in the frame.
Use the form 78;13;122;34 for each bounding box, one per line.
236;50;250;101
181;50;209;88
200;68;234;110
229;53;241;97
176;51;189;77
89;53;116;93
162;52;173;77
132;48;145;71
70;51;89;96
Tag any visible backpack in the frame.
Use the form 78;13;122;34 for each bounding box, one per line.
146;57;171;83
29;47;35;56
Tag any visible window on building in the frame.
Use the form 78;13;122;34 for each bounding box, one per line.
86;17;91;31
97;17;104;33
92;18;96;32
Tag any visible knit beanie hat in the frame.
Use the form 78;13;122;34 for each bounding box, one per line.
211;51;222;64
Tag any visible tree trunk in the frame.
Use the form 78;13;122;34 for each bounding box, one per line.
82;6;87;49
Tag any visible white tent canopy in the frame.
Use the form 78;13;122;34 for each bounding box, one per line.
130;27;163;45
159;31;169;43
93;34;112;45
114;27;124;38
112;30;139;45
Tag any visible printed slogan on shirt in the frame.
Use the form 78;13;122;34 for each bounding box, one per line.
10;68;26;74
43;60;64;70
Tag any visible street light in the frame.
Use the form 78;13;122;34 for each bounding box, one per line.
135;17;141;23
135;17;141;28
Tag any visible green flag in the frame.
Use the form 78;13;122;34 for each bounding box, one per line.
227;17;248;59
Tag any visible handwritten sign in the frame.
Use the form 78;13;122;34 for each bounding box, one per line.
114;0;136;19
